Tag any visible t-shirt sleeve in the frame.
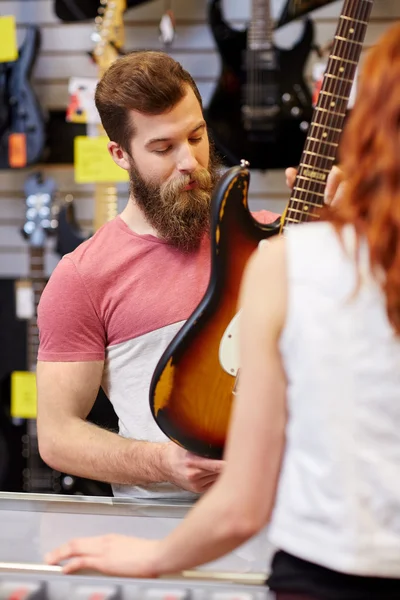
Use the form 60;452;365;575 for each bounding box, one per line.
37;256;106;362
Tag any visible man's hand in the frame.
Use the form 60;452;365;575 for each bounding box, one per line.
162;443;224;494
285;165;345;206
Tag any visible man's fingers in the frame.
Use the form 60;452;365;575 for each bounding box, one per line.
186;454;224;473
197;473;220;492
285;167;297;190
324;165;344;205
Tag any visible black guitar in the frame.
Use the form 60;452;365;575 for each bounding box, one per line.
1;173;62;492
0;26;45;169
206;0;313;170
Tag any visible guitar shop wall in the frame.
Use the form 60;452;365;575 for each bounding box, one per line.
0;0;398;491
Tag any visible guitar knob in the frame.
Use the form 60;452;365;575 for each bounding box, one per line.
291;106;301;117
282;93;292;104
62;474;75;491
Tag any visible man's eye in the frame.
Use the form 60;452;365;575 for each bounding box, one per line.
190;137;203;144
154;147;172;154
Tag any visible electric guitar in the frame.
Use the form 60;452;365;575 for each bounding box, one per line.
56;0;126;255
9;173;61;492
150;0;374;459
0;26;45;169
206;0;313;170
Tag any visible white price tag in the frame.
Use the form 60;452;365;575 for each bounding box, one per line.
15;279;34;319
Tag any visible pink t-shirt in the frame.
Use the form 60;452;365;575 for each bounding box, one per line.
38;211;278;498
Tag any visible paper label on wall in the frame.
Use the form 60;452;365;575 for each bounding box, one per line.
67;77;100;124
11;371;37;419
74;136;129;183
0;16;18;63
15;279;34;319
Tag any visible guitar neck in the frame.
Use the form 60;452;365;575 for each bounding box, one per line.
91;0;126;231
26;245;60;492
248;0;273;49
283;0;374;230
94;182;118;231
27;246;46;372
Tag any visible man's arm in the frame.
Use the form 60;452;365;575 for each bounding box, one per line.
37;360;222;492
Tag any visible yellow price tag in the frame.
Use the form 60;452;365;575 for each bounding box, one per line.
11;371;37;419
74;136;129;183
0;16;18;63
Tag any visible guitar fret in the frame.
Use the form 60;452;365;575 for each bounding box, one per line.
286;205;321;215
290;202;323;211
319;91;350;102
315;107;346;118
286;207;308;216
330;55;358;66
340;15;368;25
293;187;325;200
303;150;336;161
306;137;339;148
285;215;320;223
335;35;363;46
324;73;354;84
300;163;331;174
311;123;342;133
296;175;328;185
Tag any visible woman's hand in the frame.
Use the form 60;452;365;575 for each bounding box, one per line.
46;534;161;577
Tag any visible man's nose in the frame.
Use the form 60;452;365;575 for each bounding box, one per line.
177;144;198;174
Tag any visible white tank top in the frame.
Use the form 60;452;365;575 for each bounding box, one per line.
268;221;400;577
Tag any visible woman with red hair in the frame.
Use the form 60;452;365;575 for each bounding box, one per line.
46;22;400;599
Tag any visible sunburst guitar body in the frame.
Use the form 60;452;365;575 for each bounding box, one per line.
150;164;280;459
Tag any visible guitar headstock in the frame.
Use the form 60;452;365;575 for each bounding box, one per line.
22;172;58;247
91;0;127;76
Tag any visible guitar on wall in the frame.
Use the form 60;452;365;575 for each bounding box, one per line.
206;0;314;170
0;26;45;169
56;0;126;256
150;0;374;459
3;173;61;493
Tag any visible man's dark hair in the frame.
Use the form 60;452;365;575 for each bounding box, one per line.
95;51;203;153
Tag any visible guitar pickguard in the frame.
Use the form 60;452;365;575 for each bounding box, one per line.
219;311;240;377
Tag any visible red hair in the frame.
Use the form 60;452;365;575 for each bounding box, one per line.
328;23;400;334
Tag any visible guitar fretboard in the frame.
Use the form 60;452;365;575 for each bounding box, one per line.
27;246;46;372
248;0;273;49
283;0;374;230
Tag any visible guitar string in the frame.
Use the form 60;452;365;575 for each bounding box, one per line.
289;0;370;225
285;0;373;227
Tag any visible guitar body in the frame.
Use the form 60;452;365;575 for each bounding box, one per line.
206;0;313;170
0;26;45;169
150;166;280;459
0;384;25;492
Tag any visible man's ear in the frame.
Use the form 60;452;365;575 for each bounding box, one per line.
108;141;130;171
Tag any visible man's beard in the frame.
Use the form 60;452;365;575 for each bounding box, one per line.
128;144;222;252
